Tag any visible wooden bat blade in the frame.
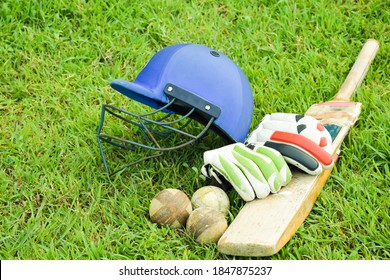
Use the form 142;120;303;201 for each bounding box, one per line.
218;168;334;257
217;39;379;257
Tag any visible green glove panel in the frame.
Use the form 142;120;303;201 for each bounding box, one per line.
202;143;292;201
247;144;292;188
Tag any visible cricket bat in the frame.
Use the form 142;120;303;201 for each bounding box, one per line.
217;39;380;257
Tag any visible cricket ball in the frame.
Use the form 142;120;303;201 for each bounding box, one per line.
149;188;192;228
191;186;230;216
186;207;228;243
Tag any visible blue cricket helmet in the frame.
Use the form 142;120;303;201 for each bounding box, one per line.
97;44;254;175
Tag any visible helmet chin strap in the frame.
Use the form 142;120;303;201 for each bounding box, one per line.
97;98;216;176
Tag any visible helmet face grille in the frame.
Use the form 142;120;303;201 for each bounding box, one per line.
97;99;216;175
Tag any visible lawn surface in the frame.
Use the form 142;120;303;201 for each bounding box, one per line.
0;0;389;259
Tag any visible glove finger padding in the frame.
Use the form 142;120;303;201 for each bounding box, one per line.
246;113;334;175
246;144;292;187
202;143;292;201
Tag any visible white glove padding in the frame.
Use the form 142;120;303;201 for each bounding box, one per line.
201;143;292;201
246;113;334;175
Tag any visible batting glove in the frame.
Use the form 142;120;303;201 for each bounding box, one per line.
201;143;292;201
246;113;334;175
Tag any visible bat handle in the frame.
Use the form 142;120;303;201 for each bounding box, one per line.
334;39;380;101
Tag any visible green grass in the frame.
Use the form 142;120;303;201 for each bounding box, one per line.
0;0;389;260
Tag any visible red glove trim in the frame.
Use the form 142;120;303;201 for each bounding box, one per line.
270;131;333;166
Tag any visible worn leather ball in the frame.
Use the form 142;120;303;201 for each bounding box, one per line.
149;188;192;228
186;207;228;243
191;186;230;215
